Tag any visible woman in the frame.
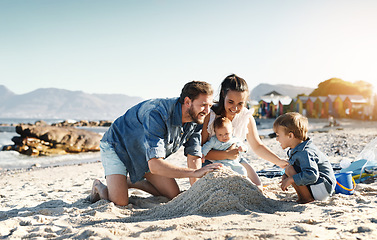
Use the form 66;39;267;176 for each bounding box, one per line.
202;74;288;186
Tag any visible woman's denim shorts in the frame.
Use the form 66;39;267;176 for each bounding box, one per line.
100;141;128;177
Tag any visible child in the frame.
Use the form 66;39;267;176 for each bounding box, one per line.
273;112;336;204
202;117;249;179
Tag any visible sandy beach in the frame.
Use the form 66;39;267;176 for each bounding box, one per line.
1;119;377;239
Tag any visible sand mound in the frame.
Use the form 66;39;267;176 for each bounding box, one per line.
127;168;281;221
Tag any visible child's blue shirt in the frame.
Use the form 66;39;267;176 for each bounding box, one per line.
288;138;336;194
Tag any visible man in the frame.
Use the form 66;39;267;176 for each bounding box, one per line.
90;81;222;206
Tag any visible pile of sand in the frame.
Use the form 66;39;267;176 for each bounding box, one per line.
127;167;282;221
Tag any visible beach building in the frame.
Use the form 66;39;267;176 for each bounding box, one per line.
313;96;327;118
292;96;309;116
256;92;370;120
325;95;337;117
258;91;292;118
248;100;260;117
343;95;369;119
334;95;348;118
305;97;318;118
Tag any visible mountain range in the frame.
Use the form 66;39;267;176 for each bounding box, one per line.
0;85;144;120
0;83;314;120
250;83;314;100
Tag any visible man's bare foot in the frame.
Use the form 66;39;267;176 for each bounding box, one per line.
127;178;161;196
89;179;108;203
296;198;314;204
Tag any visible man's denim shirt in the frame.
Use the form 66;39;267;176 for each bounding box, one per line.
288;138;336;193
101;97;202;183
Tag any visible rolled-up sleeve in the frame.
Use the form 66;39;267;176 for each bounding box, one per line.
184;125;202;157
143;110;167;160
292;151;320;186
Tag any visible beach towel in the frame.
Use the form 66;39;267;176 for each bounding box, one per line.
257;166;285;178
340;159;377;183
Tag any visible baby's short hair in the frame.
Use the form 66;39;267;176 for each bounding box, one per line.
213;117;232;131
273;112;308;141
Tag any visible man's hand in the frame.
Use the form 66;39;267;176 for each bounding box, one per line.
192;163;223;178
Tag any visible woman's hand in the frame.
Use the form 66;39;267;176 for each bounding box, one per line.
276;159;289;169
225;144;240;160
238;145;247;152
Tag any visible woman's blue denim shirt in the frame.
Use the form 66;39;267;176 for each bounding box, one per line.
288;138;336;194
101;97;202;183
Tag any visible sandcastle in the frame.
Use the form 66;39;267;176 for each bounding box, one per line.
128;167;281;221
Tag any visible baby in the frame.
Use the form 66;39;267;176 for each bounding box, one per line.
202;117;248;177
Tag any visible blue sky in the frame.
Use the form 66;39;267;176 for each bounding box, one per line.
1;0;376;99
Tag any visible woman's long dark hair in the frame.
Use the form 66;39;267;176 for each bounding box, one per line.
212;74;249;116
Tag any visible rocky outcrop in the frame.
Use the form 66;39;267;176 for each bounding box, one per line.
51;120;112;127
2;121;102;156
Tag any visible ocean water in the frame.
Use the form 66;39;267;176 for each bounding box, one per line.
0;118;285;171
0;118;106;170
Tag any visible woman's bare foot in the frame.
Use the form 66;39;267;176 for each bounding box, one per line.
89;179;108;203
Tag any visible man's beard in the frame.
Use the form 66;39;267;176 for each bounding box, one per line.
188;105;204;124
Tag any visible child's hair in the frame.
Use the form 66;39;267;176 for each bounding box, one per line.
213;117;232;131
273;112;308;141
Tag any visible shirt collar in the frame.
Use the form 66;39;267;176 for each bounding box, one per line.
173;100;183;127
288;138;312;156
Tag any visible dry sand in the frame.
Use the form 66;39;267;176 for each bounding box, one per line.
1;119;377;239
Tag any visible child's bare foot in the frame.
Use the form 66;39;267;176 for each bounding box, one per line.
296;198;314;204
89;179;108;203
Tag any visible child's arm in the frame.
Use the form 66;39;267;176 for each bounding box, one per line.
281;175;295;191
202;137;216;159
291;152;320;186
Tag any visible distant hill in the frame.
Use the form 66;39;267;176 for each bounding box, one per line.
250;83;314;100
0;85;144;120
0;85;15;102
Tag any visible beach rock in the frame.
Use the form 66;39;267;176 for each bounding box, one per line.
2;122;101;156
51;119;112;127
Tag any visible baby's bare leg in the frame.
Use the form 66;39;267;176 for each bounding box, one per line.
240;161;262;187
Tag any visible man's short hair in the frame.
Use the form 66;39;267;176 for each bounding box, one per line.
179;81;213;103
273;112;308;141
